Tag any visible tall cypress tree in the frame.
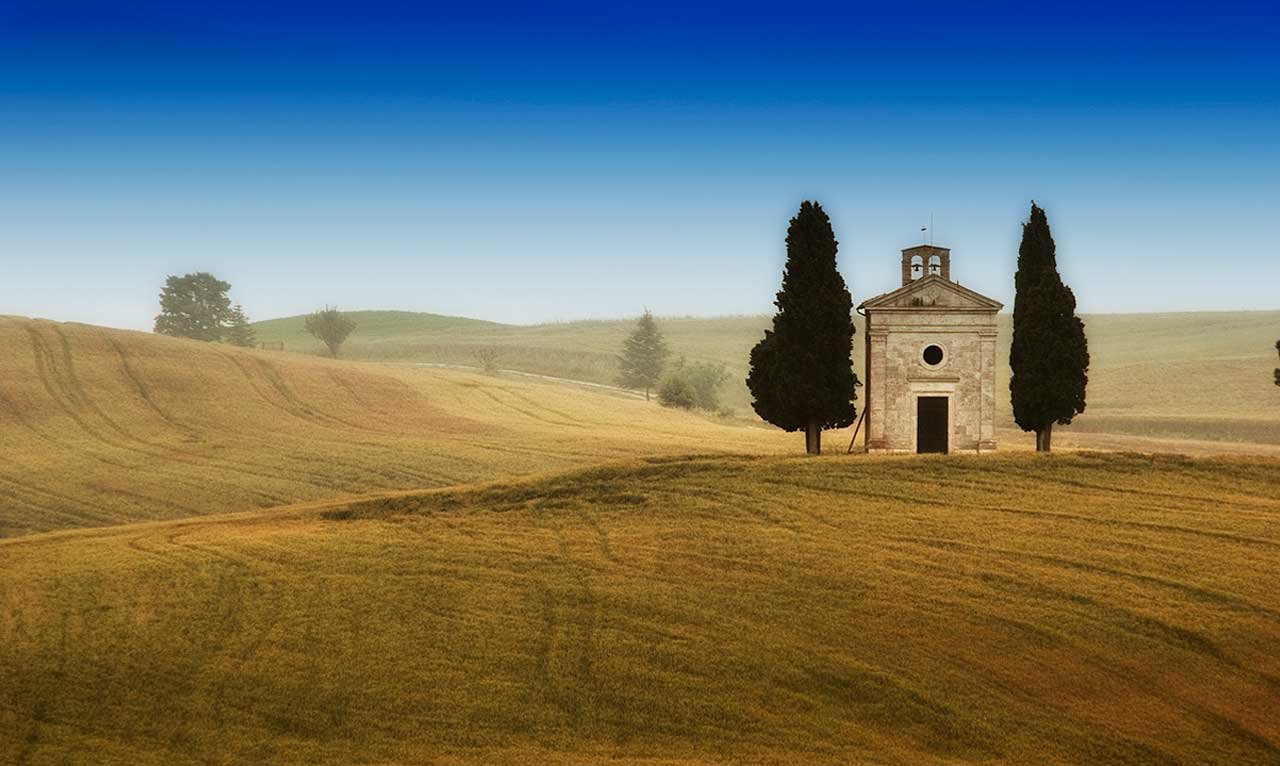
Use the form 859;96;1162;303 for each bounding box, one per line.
1009;202;1089;452
747;201;858;454
617;310;669;401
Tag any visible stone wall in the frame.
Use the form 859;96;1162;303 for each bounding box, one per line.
865;308;998;453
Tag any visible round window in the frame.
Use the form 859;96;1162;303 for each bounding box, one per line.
922;344;944;366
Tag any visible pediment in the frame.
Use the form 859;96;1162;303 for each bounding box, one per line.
859;275;1003;311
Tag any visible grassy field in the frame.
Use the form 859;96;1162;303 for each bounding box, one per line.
0;317;788;538
253;309;1280;444
3;453;1279;765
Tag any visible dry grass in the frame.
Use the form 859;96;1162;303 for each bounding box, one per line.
2;453;1278;764
0;318;788;537
251;309;1280;445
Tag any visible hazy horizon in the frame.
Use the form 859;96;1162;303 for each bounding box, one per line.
3;1;1278;331
11;305;1279;336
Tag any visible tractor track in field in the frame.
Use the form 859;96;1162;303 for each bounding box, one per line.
135;525;295;736
0;475;117;530
7;340;354;498
393;361;646;400
497;386;594;427
820;537;1280;762
972;502;1280;551
219;350;381;441
7;330;377;525
25;326;273;502
116;341;435;485
214;350;447;486
328;371;375;410
897;533;1280;625
0;485;93;532
530;525;603;726
5;451;1280;761
4;341;467;526
470;386;586;429
105;335;201;440
253;357;391;435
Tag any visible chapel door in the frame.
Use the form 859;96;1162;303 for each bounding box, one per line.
916;396;949;454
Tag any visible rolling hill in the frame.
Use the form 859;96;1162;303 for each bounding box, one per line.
253;309;1280;445
0;317;788;538
3;453;1278;764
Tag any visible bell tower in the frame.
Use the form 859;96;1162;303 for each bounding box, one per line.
900;244;951;285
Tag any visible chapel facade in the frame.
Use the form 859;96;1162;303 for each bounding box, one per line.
858;245;1002;453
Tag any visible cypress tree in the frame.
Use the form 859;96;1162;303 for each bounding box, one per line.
1273;340;1279;388
746;201;858;454
226;304;256;348
1009;202;1090;452
617;310;669;401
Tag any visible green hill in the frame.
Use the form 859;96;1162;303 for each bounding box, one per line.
254;309;1280;444
3;453;1278;764
253;311;769;400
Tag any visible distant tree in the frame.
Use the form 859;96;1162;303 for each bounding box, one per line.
1274;339;1279;387
657;358;728;411
474;346;502;374
685;361;728;411
305;307;357;358
617;309;670;401
225;304;256;348
154;272;233;342
746;201;858;454
657;370;698;409
1009;202;1090;452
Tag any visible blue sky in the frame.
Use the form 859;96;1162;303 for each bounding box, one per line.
2;1;1278;329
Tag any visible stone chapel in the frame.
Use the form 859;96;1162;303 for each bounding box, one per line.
857;244;1002;453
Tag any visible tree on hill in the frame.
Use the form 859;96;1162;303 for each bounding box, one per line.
154;272;233;342
474;346;502;374
1274;339;1279;387
746;200;858;454
658;358;728;411
225;304;256;348
617;309;669;401
657;369;698;409
1009;202;1090;452
305;307;357;358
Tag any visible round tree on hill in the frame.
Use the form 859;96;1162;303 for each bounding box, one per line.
154;272;233;342
617;309;670;401
1009;202;1090;452
305;307;357;358
747;201;858;454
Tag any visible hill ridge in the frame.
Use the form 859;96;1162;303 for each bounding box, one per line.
4;453;1278;764
0;317;788;538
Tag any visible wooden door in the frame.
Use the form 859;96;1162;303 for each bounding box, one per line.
916;396;948;454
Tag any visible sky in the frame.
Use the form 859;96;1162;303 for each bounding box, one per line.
2;1;1278;330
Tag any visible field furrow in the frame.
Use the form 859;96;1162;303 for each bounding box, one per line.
7;454;1278;764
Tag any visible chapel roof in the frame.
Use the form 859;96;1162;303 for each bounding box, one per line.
858;273;1003;312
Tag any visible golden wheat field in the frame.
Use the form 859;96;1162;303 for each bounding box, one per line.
0;317;788;537
3;453;1279;765
3;316;1280;765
